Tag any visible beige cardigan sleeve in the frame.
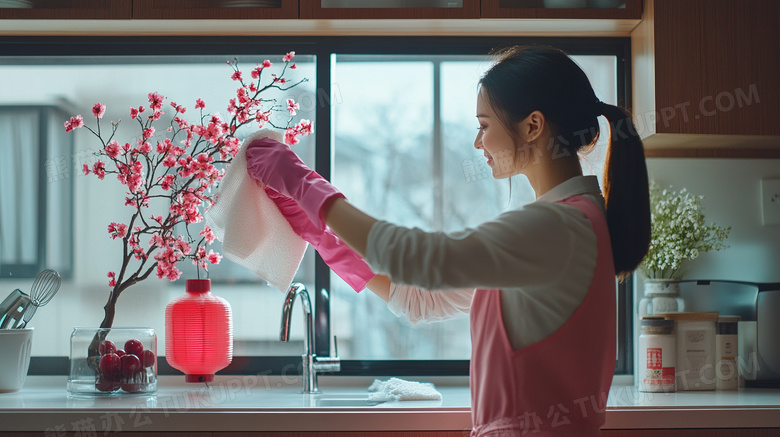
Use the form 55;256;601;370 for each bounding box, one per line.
365;201;579;291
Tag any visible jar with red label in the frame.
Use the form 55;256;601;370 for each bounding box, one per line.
638;316;676;392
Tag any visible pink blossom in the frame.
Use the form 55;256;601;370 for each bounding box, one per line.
219;136;241;159
108;271;116;288
154;247;183;281
285;128;300;146
92;160;106;180
92;103;106;119
206;250;222;265
262;59;272;68
156;138;173;154
125;197;135;207
149;233;165;248
200;225;216;244
148;92;164;111
128;173;145;193
236;87;250;105
138;141;153;154
133;246;147;261
151;215;164;225
251;67;262;79
287;99;299;115
64;115;84;132
82;163;91;175
175;236;192;255
166;266;182;281
105;140;122;158
163;155;177;167
290;64;297;70
231;71;242;81
296;119;314;136
177;156;193;177
248;83;258;93
195;98;206;109
142;127;155;140
256;111;270;123
174;116;189;129
108;222;128;240
130;106;145;119
283;51;295;62
128;232;139;248
170;101;187;114
160;174;176;191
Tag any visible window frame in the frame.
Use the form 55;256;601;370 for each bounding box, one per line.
1;35;632;376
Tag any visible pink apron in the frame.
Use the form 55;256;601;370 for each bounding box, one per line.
469;195;616;436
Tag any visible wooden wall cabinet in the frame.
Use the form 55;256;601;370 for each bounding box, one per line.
0;0;132;19
632;0;780;158
481;0;641;20
298;0;480;19
132;0;298;20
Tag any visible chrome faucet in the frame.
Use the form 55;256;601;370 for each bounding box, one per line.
280;283;340;393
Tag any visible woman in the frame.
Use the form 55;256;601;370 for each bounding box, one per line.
246;45;650;436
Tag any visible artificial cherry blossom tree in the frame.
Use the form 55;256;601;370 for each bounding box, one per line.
66;53;312;329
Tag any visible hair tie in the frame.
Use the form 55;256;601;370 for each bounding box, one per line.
596;100;608;114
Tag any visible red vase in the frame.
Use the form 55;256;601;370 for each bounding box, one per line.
165;279;233;382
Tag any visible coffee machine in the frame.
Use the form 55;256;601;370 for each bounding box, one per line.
677;280;780;387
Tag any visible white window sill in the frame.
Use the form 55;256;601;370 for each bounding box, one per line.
1;375;779;432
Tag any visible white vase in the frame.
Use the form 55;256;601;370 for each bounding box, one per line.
638;279;685;318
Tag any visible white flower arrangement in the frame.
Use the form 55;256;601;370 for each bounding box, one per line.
640;181;731;280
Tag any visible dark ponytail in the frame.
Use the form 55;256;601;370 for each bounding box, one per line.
480;45;650;280
599;103;650;281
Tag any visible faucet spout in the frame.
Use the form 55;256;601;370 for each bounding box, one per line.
279;283;339;393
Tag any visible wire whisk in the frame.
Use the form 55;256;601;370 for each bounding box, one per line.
17;269;61;329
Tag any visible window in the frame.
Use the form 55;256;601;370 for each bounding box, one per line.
0;105;73;278
0;36;631;375
331;53;619;361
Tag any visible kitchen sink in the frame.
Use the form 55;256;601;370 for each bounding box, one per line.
312;394;385;407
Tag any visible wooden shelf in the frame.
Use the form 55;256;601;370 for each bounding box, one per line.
299;0;480;19
0;0;132;19
132;0;298;19
642;134;780;159
481;0;641;19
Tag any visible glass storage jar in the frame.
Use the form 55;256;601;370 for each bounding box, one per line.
68;327;157;396
638;316;676;393
662;312;718;391
716;315;740;390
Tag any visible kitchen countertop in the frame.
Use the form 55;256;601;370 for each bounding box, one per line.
1;376;780;433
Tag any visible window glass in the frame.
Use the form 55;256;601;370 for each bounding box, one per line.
331;54;616;360
0;55;316;357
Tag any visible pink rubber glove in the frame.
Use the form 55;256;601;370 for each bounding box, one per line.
264;187;374;292
246;137;343;230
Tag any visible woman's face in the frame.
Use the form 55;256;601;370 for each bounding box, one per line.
474;88;520;179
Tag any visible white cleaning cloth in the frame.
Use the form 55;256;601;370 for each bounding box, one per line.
205;129;308;292
367;377;443;402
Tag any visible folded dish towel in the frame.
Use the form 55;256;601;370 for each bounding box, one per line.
205;129;308;292
367;377;443;402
